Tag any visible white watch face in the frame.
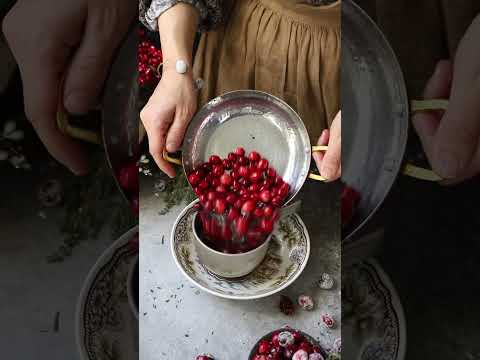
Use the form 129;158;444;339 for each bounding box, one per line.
175;59;188;74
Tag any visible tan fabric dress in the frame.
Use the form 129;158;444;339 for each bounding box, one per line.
192;0;341;144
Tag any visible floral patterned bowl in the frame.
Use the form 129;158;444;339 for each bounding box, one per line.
171;199;310;300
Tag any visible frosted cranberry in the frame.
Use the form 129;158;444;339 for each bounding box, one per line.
227;207;239;222
234;199;243;209
258;340;271;354
249;151;261;162
241;200;256;214
312;346;321;353
228;152;237;162
204;200;214;211
188;172;201;186
234;147;245;157
298;342;311;354
238;156;249;166
249;183;259;193
284;349;294;358
263;205;274;217
259;190;271;203
212;165;224;177
239;166;249;178
235;216;250;236
257;158;269;170
207;191;217;201
271;196;283;207
220;173;232;186
209;155;222;165
226;193;237;204
260;218;274;233
196;355;214;360
212;178;221;187
249;170;262;183
267;168;276;178
222;159;232;170
215;198;227;214
198;180;209;190
253;208;264;217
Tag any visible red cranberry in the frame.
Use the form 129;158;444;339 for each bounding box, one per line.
239;188;249;197
249;193;259;201
234;147;245;157
277;185;289;199
212;165;224;177
227;207;239;222
235;216;250;236
219;173;232;186
252;355;267;360
226;193;237;204
249;151;261;162
188;172;201;186
260;218;274;233
220;222;232;241
259;190;271;203
249;170;262;183
194;187;203;196
312;346;321;353
274;175;284;186
222;159;232;170
234;199;243;209
292;331;304;343
216;185;227;193
239;166;249;178
271;332;280;347
207;191;217;201
271;196;282;207
238;156;249;166
298;341;311;353
258;340;271;354
204;200;214;211
212;178;221;187
130;196;139;215
209;155;222;165
233;163;240;172
249;183;259;193
231;170;241;180
199;194;208;204
253;208;264;217
198;180;209;190
263;205;274;217
241;200;256;214
228;152;237;162
257;158;269;171
118;162;139;193
267;168;276;178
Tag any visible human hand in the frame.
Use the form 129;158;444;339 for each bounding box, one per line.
2;0;135;174
140;68;197;177
412;15;480;184
313;110;341;182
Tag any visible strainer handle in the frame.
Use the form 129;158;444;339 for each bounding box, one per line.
308;146;328;182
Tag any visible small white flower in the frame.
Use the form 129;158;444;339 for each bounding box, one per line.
3;120;16;136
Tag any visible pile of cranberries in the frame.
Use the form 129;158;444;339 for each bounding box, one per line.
137;28;162;87
118;161;139;216
252;329;324;360
188;147;290;253
341;185;360;227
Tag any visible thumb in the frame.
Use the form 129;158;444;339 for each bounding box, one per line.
62;3;128;115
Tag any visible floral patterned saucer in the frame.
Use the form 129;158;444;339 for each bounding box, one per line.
342;260;406;360
76;226;139;360
171;200;310;300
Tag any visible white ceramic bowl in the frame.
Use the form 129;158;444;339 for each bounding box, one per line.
192;213;272;278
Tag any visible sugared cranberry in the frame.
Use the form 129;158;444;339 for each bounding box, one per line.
258;340;271;354
241;200;256;214
234;147;245;157
298;342;311;354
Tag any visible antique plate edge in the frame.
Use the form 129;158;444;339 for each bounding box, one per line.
75;225;139;360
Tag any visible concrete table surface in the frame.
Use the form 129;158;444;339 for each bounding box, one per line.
139;177;341;359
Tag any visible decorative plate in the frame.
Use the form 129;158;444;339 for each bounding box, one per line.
342;260;406;360
171;200;310;300
76;226;139;360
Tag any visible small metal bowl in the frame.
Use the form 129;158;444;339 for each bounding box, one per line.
164;90;326;205
248;328;326;359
